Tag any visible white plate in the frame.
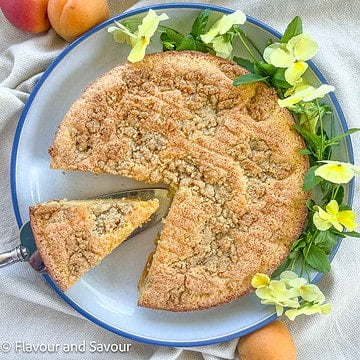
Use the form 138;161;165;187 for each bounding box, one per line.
10;3;354;346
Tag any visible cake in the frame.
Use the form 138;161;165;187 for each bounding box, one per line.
29;198;159;291
49;51;308;310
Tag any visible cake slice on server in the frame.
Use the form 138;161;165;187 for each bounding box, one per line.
29;198;159;291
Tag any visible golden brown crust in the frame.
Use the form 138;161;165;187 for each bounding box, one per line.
49;51;308;310
30;198;159;291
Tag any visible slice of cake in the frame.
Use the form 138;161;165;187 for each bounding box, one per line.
29;198;159;291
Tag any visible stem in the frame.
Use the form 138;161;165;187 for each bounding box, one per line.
316;99;325;160
332;184;340;201
300;258;304;277
235;29;258;61
236;28;264;60
290;252;299;271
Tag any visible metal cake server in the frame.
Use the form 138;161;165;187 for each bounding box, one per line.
0;188;171;273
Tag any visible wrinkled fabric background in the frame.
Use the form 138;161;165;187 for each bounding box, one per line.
0;1;359;359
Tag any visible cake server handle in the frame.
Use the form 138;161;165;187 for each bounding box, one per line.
0;245;29;268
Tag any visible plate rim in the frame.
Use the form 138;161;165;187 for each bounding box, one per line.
10;2;355;347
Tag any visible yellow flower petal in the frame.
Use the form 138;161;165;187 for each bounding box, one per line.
251;273;270;288
287;33;319;61
137;9;169;39
319;303;332;315
314;206;332;221
279;83;334;108
200;10;246;43
313;212;332;231
269;280;287;293
315;162;355;184
108;22;137;44
302;304;322;315
263;43;294;68
281;298;300;308
330;219;343;232
275;304;284;316
288;277;307;288
302;84;335;102
300;284;324;302
255;287;273;300
285;308;304;321
212;36;233;59
278;85;314;107
112;30;129;44
218;10;246;34
279;271;299;286
280;271;299;280
127;37;149;63
337;210;358;231
326;200;339;216
285;61;308;85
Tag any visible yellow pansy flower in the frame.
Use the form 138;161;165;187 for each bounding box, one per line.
253;274;300;316
264;33;318;85
108;10;169;63
200;10;246;44
251;273;270;288
315;160;360;184
278;83;334;108
285;303;331;321
252;271;331;321
313;199;358;232
288;279;325;303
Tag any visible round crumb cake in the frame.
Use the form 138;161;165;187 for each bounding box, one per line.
49;51;309;311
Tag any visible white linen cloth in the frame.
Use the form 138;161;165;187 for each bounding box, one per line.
0;0;359;359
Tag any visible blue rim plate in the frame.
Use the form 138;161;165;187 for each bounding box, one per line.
10;3;354;347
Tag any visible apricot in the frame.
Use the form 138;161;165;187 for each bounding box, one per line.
237;320;297;360
0;0;50;33
47;0;109;42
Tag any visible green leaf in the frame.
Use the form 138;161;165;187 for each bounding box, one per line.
164;28;184;45
194;39;210;53
299;148;312;155
233;74;269;86
176;34;197;51
305;245;331;272
191;9;211;37
272;68;292;88
293;124;322;151
303;166;322;191
314;231;338;253
306;199;316;210
325;128;360;148
233;57;255;73
290;237;303;250
339;205;352;211
343;231;360;238
281;16;303;43
271;257;291;278
254;62;276;76
160;30;184;51
162;41;174;50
